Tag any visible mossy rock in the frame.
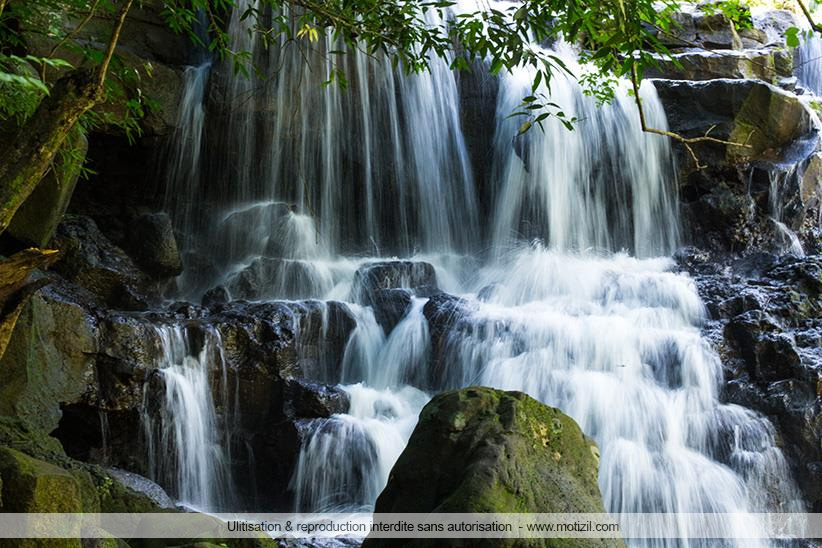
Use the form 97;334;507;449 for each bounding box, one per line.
0;447;84;548
365;387;623;548
0;416;165;513
0;446;82;512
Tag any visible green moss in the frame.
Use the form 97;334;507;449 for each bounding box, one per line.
368;387;621;547
0;446;82;513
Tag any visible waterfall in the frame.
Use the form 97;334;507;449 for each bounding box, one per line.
148;1;806;542
292;304;429;512
490;44;679;258
797;33;822;95
142;325;235;511
162;0;481;297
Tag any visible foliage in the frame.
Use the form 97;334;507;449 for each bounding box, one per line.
0;0;152;139
0;0;772;140
698;0;754;30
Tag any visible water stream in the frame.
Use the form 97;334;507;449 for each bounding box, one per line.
145;2;805;543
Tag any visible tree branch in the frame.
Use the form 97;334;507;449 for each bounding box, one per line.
629;64;749;169
95;0;134;96
797;0;822;33
42;0;102;83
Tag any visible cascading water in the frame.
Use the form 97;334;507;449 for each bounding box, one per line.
148;1;807;543
489;44;679;258
142;325;235;511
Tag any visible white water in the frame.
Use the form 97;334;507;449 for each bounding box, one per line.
490;44;679;257
142;325;235;511
148;2;806;543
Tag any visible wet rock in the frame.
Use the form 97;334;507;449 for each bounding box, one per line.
219;201;293;249
353;260;438;304
283;380;349;419
422;293;480;389
369;288;412;334
125;212;183;279
96;314;164;412
459;60;500;220
653;80;821;254
7;132;88;248
201;285;229;307
366;388;617;547
225;257;330;300
725;312;802;382
680;252;822;511
51;215;154;310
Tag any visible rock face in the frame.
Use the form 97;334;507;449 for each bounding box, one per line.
366;388;616;548
677;250;822;511
645;49;792;82
7;132;89;248
655;8;777;50
0;281;99;432
125;212;183;278
653;79;821;254
0;267;358;507
354;261;439;334
51;215;155;310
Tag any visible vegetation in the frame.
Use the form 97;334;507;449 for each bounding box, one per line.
0;0;817;237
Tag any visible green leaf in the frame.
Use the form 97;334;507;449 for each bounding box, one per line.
786;27;800;48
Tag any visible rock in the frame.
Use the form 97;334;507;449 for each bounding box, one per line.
0;446;82;513
653;79;814;164
201;285;229;307
753;10;799;44
225;257;331;300
680;253;822;511
653;79;821;253
655;5;780;50
7;132;88;248
0;282;99;432
645;49;792;82
369;288;412;334
459;61;500;220
724;311;802;382
125;212;183;278
353;261;438;305
366;388;618;548
283;379;349;418
220;201;292;245
51;215;154;310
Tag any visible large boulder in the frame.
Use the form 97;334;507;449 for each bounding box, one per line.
7;132;88;248
353;261;439;316
655;7;773;50
645;49;792;82
0;281;99;432
366;388;617;548
0;446;82;513
224;257;332;300
51;215;155;310
125;212;183;278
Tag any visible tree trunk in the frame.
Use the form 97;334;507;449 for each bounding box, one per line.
0;69;100;234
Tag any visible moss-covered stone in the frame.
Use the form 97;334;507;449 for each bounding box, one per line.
0;415;165;513
7;130;88;248
0;286;99;432
365;387;622;548
0;446;82;512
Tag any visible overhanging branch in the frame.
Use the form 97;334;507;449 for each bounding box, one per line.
629;64;750;169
